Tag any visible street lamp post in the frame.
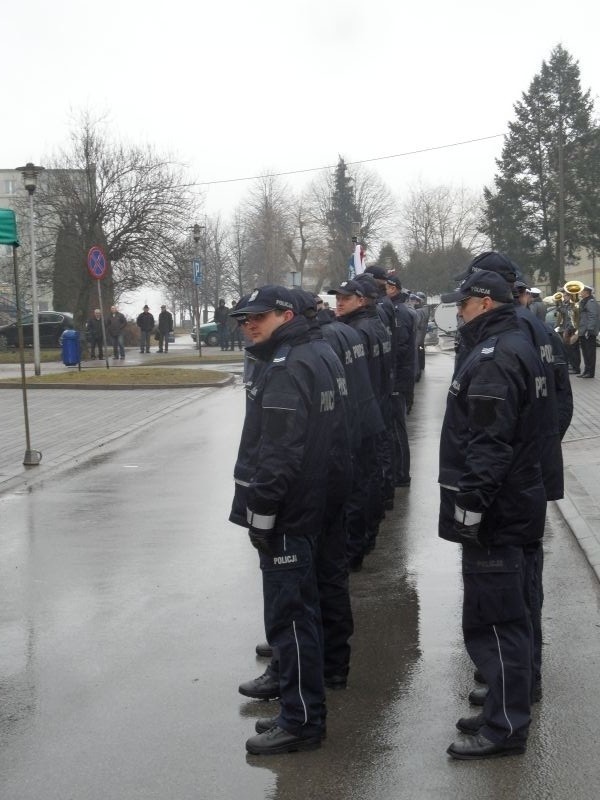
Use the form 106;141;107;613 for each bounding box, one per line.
17;162;45;376
192;224;203;357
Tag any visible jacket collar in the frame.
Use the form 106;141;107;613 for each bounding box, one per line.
459;303;518;349
246;315;310;362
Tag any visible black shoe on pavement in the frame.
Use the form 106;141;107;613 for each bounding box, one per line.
576;373;590;378
447;732;526;760
456;712;484;735
246;726;321;755
324;674;347;690
469;686;487;706
255;716;279;734
239;670;280;700
473;668;485;684
349;556;363;572
254;717;328;738
255;642;273;658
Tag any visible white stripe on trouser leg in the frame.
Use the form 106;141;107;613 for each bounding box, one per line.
492;624;514;737
292;620;308;725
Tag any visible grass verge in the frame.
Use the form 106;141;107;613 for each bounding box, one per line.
0;366;230;387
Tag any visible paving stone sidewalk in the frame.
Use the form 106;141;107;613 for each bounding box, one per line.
556;376;600;580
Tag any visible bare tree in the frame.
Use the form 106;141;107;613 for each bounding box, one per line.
34;112;198;328
241;174;294;286
284;200;311;286
226;208;250;299
398;183;485;258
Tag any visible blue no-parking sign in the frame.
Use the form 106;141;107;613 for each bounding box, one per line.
87;246;108;280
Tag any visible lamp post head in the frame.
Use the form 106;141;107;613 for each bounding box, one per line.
17;162;45;195
192;223;202;243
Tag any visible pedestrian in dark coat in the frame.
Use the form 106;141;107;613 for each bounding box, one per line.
136;305;155;353
86;308;104;359
157;305;173;353
106;306;127;359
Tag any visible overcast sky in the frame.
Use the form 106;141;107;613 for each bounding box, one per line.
4;1;599;311
5;0;599;218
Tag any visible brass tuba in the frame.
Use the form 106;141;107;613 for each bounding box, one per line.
561;280;584;330
563;279;585;298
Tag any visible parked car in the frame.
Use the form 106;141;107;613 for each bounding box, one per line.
0;311;74;348
190;321;219;347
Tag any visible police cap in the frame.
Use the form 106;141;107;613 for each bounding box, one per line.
328;278;374;298
441;270;514;304
454;251;522;283
229;285;296;316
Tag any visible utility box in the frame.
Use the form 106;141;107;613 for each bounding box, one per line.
61;329;80;366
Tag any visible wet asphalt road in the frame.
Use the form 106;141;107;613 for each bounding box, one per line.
1;352;599;799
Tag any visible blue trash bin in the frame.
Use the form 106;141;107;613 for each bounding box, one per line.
61;329;81;366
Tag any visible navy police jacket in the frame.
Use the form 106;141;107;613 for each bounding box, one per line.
439;304;547;548
337;306;392;419
319;316;385;449
515;306;565;500
389;294;417;394
230;315;351;537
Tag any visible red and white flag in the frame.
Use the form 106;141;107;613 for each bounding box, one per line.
353;242;366;276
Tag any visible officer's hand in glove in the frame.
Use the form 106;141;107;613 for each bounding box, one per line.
248;527;276;555
453;506;483;547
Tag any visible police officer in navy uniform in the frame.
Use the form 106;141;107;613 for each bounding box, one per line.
385;275;416;487
229;285;350;755
454;252;568;709
363;266;398;507
438;270;547;760
327;276;390;567
292;289;356;689
319;287;386;577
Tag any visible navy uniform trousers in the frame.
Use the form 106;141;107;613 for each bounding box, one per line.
316;501;354;682
263;504;354;698
260;533;324;738
461;543;532;745
391;391;410;486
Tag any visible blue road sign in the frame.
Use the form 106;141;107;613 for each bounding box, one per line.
192;259;203;286
87;246;108;280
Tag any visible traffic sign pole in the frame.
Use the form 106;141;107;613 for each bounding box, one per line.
97;281;110;369
87;246;110;368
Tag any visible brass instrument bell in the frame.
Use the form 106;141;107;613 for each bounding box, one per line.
563;279;585;298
